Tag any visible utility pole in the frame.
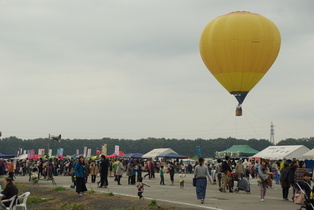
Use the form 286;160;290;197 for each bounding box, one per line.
270;122;275;145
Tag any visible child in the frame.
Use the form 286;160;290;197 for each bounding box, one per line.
136;176;150;200
160;166;165;185
179;170;186;188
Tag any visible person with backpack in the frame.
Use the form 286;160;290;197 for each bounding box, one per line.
219;156;232;193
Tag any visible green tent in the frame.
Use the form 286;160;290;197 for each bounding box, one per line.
216;145;259;158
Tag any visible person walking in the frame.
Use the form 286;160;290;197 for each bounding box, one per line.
7;160;15;181
0;159;5;177
286;160;298;201
219;156;232;193
136;176;150;200
179;170;186;189
235;159;245;179
194;157;211;204
258;160;269;202
169;163;175;186
136;165;143;182
280;162;290;201
98;155;109;188
126;160;133;185
89;160;98;183
116;159;125;185
159;165;165;185
216;160;222;188
74;156;88;196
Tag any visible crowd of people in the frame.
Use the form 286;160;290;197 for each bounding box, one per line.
1;155;314;208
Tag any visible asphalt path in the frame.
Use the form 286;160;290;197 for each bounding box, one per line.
15;174;301;210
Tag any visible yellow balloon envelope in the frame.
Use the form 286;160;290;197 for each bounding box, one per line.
200;11;281;115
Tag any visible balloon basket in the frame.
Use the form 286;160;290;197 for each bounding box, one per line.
235;107;242;116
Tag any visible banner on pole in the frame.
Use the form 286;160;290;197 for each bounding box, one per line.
114;145;119;156
57;148;63;156
196;146;202;158
83;146;87;157
87;148;91;158
38;149;45;157
102;144;107;156
28;150;35;159
48;149;52;157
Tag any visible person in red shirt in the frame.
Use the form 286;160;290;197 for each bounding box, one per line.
7;160;14;181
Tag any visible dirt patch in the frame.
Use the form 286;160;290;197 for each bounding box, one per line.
16;182;182;210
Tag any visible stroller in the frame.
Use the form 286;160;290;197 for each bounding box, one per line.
234;178;250;194
295;182;314;210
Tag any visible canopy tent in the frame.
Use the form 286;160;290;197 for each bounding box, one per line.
253;145;309;160
142;148;177;159
120;153;143;159
302;149;314;160
106;151;125;158
0;152;15;159
216;145;259;158
156;152;188;159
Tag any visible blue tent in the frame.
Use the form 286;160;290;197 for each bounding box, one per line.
0;152;15;159
156;152;187;159
120;153;143;159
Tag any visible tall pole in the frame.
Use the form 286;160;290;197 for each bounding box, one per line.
270;122;275;145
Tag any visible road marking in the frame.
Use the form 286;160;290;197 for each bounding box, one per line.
63;185;224;209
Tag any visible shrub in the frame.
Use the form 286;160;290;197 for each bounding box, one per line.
53;186;66;191
148;200;160;208
104;192;114;197
27;197;54;204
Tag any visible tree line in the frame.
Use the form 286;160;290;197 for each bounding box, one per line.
0;136;313;158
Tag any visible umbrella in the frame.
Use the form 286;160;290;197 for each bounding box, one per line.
156;152;188;159
120;153;143;159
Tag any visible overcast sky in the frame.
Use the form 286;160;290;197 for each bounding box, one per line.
0;0;313;143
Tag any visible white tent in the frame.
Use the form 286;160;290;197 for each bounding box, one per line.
17;154;28;160
142;148;177;159
302;149;314;160
253;145;309;160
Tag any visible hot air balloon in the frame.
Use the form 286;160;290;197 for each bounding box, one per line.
200;11;281;116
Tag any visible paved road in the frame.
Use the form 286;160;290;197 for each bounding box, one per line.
16;174;300;210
